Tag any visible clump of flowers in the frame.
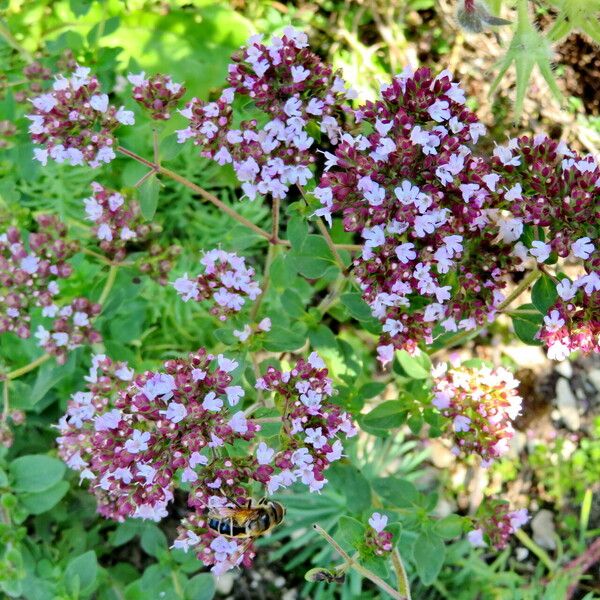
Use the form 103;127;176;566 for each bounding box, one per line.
82;181;180;280
366;513;394;556
13;61;52;103
27;65;134;167
315;66;521;357
431;363;522;466
176;27;355;201
467;503;529;550
57;348;355;574
173;249;261;320
35;297;102;363
255;352;357;494
128;72;185;120
0;214;78;339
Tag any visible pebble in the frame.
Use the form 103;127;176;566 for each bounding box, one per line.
554;360;573;378
588;369;600;393
555;378;580;431
531;509;557;550
216;572;234;595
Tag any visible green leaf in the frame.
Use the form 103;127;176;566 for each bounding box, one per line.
511;303;544;346
340;293;373;321
140;524;168;558
531;274;558;314
289;235;337;278
433;514;466;539
373;478;419;508
412;532;445;585
110;520;145;547
19;480;69;515
65;551;98;596
395;350;431;379
287;215;309;248
10;455;65;493
139;175;160;220
361;401;407;430
328;463;372;513
281;288;305;318
263;324;307;352
184;574;215;600
337;516;365;550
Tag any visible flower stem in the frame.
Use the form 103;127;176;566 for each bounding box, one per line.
6;353;52;380
314;524;408;600
272;196;280;242
98;264;119;306
391;548;412;600
514;528;556;572
317;274;346;316
315;217;347;273
250;243;277;322
117;146;287;246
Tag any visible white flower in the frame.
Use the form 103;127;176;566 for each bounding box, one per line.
97;223;113;242
543;310;564;333
571;237;594;260
395;242;416;264
453;415;471;432
217;355;238;373
142;373;176;401
377;344;395;366
20;254;40;274
225;385;244;406
124;429;150;454
127;72;147;86
307;351;326;370
162;401;187;424
428;99;451;122
467;529;486;548
556;279;576;301
90;94;109;113
172;274;199;302
368;512;388;533
529;241;551;263
32;93;57;112
291;65;310;83
304;427;327;449
116;107;135;125
256;442;275;465
202;392;223;412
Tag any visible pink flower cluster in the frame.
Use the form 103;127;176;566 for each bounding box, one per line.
366;512;394;556
467;504;529;550
315;67;522;358
128;72;185;120
172;249;261;320
57;348;355;574
431;363;522;466
255;351;357;494
27;65;134;167
176;27;354;201
0;215;77;338
35;297;101;364
82;182;180;281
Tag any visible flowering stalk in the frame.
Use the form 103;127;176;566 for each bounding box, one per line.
98;264;118;306
313;524;407;600
116;146;286;246
6;353;52;380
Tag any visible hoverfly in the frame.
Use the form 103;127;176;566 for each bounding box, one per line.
206;497;286;539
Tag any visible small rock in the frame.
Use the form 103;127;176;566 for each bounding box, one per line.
429;440;455;468
555;378;580;431
531;509;557;550
502;344;547;368
515;547;529;561
588;369;600;393
555;361;573;378
215;572;234;595
274;576;286;588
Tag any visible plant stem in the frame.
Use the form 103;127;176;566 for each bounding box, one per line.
6;354;51;380
313;524;407;600
514;528;556;572
98;264;119;305
272;196;280;242
117;146;286;246
516;0;530;34
317;274;346;316
2;381;8;423
391;548;412;600
433;267;541;354
80;247;113;265
315;217;347;273
0;22;33;61
250;243;277;322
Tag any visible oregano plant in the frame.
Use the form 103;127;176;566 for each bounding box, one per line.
0;19;598;599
